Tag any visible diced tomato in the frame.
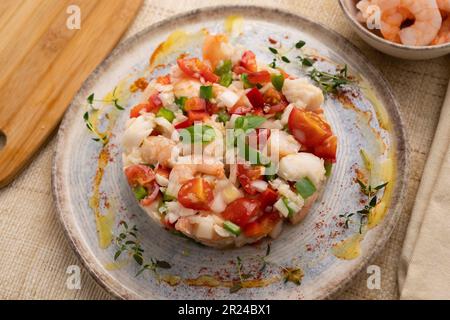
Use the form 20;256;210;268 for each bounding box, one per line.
185;97;206;111
246;88;265;109
130;103;150;118
263;87;283;106
243;211;281;238
187;111;209;122
232;65;251;75
288;107;332;148
206;101;220;114
230;96;253;115
124;165;155;188
156;74;171;85
221;198;262;227
240;50;257;73
140;182;160;206
258;188;279;210
247;71;271;85
148;93;163;113
313;135;337;162
178;178;214;211
174;119;193;129
177;57;219;83
237;164;264;195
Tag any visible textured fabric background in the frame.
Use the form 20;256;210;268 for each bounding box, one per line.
0;0;449;300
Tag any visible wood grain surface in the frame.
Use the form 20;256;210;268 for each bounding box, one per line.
0;0;142;188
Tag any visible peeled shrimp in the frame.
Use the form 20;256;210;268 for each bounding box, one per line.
282;78;324;111
165;156;225;197
140;135;178;168
432;0;450;44
399;0;442;46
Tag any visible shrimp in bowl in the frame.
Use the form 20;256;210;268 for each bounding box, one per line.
122;34;337;248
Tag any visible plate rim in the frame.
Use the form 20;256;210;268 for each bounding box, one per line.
52;4;409;300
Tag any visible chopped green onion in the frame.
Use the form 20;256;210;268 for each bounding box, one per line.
215;60;232;76
223;221;241;236
163;193;176;202
217;110;230;124
175;96;187;111
295;177;316;199
219;72;233;87
133;186;148;200
271;73;285;91
282;198;297;218
241;74;254;89
156;107;175;122
324;161;333;177
199;85;213;100
234;115;266;131
180;124;216;144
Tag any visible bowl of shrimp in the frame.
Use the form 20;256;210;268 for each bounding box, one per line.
339;0;450;60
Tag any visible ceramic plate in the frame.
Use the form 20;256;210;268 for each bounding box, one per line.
53;5;408;300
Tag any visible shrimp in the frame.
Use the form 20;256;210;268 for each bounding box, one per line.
399;0;442;46
432;0;450;44
282;78;324;111
165;155;225;197
140;135;178;168
202;34;229;70
175;213;236;248
173;78;202;98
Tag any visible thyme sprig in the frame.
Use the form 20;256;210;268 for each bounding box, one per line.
87;87;124;110
340;181;388;234
83;111;108;144
308;65;353;94
268;40;306;68
113;221;171;277
230;256;252;293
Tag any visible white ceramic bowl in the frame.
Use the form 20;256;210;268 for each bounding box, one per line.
339;0;450;60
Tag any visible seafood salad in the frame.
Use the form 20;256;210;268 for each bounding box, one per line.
356;0;450;46
122;34;337;248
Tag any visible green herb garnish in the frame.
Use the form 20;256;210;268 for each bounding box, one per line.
283;268;303;285
308;65;352;94
156;107;175;122
223;221;241;236
295;40;306;49
175;96;188;111
219;72;233;87
324;161;333;177
216;110;230;124
215;60;232;75
271;73;285;91
180;124;216;144
295;177;316;199
199;85;213;100
234;115;266;131
241;73;254;89
133;186;148;200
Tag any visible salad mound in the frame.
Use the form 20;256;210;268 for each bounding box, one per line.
122;34;337;248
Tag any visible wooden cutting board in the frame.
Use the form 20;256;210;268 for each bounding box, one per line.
0;0;142;187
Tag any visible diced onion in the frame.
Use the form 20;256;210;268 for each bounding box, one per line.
155;173;169;187
274;198;289;218
251;180;268;192
218;90;239;109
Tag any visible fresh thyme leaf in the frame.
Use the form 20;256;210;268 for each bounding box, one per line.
281;56;290;63
302;58;314;67
113;99;124;110
266;243;271;256
133;253;143;265
114;250;122;261
375;182;388;190
295;40;306;49
369;195;378;207
308;65;352;94
230;282;242;293
283;268;303;285
87;93;94;104
268;47;278;54
269;58;277;68
155;260;171;269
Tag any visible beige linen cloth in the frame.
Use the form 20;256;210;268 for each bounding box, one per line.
0;0;449;300
398;83;450;300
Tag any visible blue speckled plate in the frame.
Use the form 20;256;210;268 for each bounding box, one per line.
52;5;408;300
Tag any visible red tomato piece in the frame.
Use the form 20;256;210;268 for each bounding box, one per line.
258;188;279;210
288;107;332;148
177;58;219;83
124;165;155;188
243;211;281;238
232;65;251;75
246;88;265;109
221;198;262;227
240;50;257;73
187;111;209;122
313;135;337;162
247;71;271;85
184;97;206;111
174;119;193;129
178;178;214;211
206;101;220;114
148;93;163;113
130;103;150;118
237;164;263;195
